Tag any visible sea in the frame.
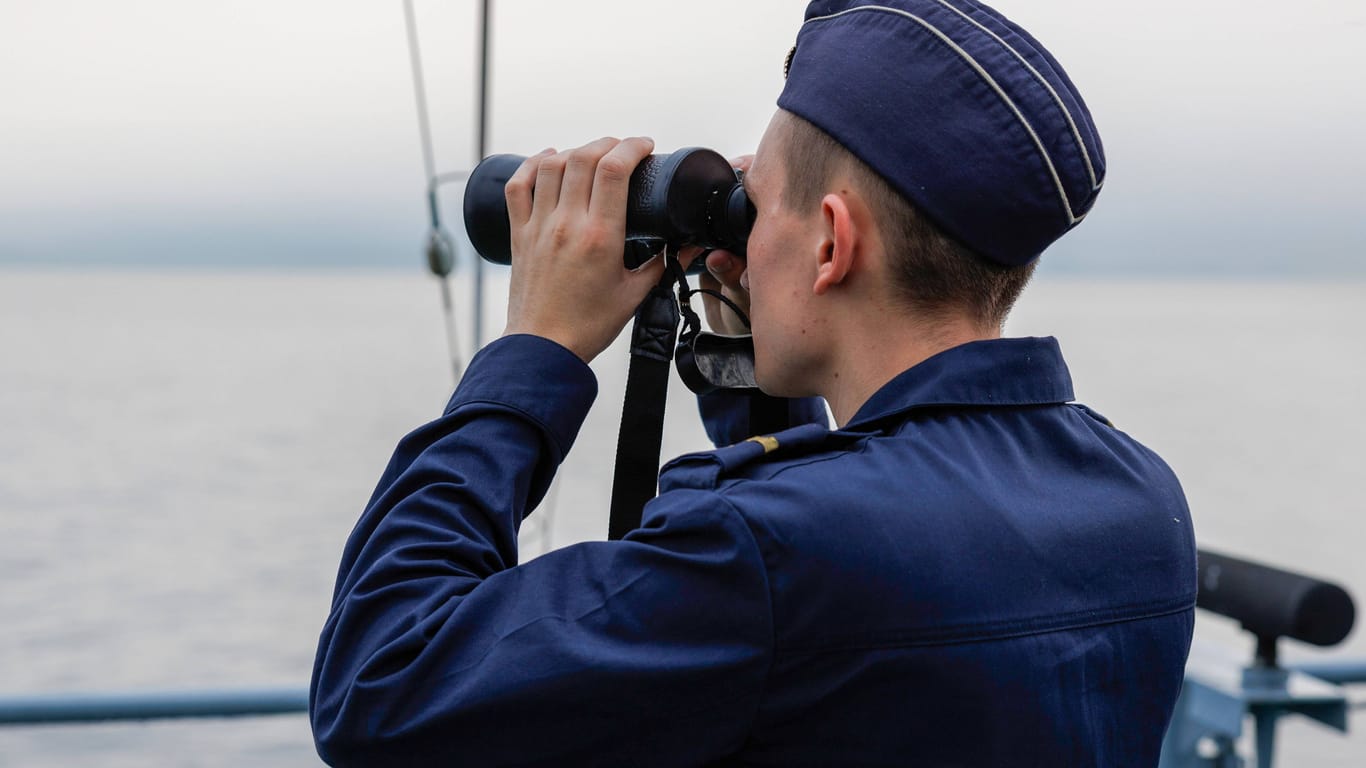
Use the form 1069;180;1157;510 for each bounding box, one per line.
0;269;1363;766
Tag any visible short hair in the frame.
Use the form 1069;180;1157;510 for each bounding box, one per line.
775;112;1036;329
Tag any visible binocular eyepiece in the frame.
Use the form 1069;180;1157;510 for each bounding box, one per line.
463;148;754;268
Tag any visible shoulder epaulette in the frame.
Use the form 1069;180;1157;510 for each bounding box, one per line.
660;423;866;492
1071;403;1115;428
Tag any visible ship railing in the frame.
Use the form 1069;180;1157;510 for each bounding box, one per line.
1161;549;1365;768
2;549;1364;768
0;686;306;726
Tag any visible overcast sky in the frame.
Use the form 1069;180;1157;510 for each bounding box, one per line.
1;0;1363;273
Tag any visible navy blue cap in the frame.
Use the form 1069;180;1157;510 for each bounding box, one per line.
777;0;1104;266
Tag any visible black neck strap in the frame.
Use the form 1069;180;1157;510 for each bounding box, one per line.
607;252;770;539
607;256;684;540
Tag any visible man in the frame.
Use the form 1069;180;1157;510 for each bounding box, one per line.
311;1;1196;765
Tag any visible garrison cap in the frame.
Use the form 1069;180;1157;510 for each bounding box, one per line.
777;0;1105;266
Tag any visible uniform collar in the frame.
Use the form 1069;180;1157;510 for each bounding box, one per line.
843;337;1074;430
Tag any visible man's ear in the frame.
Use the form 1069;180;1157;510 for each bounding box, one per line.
813;192;857;295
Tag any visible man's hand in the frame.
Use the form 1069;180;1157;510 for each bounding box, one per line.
502;137;666;364
698;250;751;336
694;154;754;336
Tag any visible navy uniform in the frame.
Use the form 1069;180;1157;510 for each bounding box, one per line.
313;1;1197;764
311;333;1195;766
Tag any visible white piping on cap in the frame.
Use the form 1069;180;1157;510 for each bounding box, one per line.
803;4;1079;224
931;0;1099;191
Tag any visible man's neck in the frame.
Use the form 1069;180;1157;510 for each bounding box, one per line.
819;312;1000;427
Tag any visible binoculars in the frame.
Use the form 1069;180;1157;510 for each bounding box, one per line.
463;148;754;268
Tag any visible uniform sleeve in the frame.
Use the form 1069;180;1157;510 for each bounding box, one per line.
697;389;829;447
310;335;774;767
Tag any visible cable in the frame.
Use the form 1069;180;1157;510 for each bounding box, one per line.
404;0;464;384
401;2;555;549
402;0;437;187
438;268;464;383
472;0;492;350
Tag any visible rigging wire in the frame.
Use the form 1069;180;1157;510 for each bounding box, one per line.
435;266;464;381
402;0;464;384
403;0;437;183
399;0;558;552
471;0;491;350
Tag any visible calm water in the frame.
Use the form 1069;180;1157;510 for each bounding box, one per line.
1;270;1363;765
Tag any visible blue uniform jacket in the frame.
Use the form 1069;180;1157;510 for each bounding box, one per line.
311;334;1196;767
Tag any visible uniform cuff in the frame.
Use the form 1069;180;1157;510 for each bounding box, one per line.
444;334;599;458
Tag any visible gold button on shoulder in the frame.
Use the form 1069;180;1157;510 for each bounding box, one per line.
746;435;780;454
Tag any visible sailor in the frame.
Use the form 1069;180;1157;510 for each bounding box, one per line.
311;1;1197;765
